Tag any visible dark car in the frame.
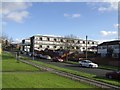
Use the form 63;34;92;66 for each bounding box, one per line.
106;71;120;79
52;57;64;62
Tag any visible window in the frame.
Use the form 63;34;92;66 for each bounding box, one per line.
66;40;69;42
40;37;42;41
47;37;50;41
72;46;74;49
61;39;63;42
76;46;79;49
88;42;89;44
47;46;49;48
77;40;80;44
102;46;107;49
54;46;56;48
114;45;119;49
98;46;101;49
83;41;85;44
72;40;74;43
92;42;94;44
54;38;57;41
83;47;85;49
40;45;42;48
60;47;63;49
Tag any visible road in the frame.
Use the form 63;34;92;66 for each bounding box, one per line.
9;51;114;77
34;58;113;77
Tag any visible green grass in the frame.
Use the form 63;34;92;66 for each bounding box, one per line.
26;59;120;87
2;52;40;72
2;52;96;88
99;65;120;71
3;72;96;88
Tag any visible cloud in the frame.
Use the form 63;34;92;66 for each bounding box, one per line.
5;11;29;23
98;2;118;12
87;1;118;12
64;13;70;17
72;14;81;18
64;13;81;18
113;24;120;28
100;30;117;36
1;2;32;23
12;38;22;44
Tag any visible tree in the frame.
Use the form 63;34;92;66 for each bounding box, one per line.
64;34;79;52
64;34;79;61
9;37;13;44
0;33;14;50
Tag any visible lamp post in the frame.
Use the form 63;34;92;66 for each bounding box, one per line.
32;37;34;60
118;42;120;59
86;35;88;60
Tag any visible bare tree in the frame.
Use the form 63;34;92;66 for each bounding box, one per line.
9;37;13;44
63;34;80;61
0;33;9;46
64;34;79;52
0;33;13;50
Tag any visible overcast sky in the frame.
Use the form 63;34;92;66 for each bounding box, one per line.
1;0;119;43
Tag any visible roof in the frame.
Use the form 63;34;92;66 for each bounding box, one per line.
98;40;120;46
32;35;98;42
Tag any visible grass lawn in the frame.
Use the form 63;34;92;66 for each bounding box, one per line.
99;65;120;71
3;72;95;88
27;58;120;87
2;52;96;88
2;52;40;72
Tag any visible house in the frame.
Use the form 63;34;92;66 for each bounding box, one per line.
97;40;120;58
21;35;98;53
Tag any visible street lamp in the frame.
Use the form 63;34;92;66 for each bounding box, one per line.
32;37;34;60
118;42;120;59
86;35;88;60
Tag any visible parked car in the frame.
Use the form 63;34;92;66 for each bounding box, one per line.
35;54;43;58
28;52;33;57
78;60;98;68
52;57;64;62
44;55;52;60
106;71;120;79
36;54;51;60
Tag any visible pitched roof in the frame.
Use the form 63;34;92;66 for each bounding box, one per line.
98;40;120;46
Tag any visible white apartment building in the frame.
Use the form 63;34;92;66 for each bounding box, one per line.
97;40;120;58
21;35;98;53
21;39;31;52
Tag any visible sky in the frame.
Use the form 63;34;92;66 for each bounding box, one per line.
1;0;119;43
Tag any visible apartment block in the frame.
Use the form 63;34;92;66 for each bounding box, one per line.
21;35;98;53
98;40;120;58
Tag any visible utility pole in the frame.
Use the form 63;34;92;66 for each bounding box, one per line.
119;42;120;59
32;37;34;60
86;35;88;60
118;26;120;40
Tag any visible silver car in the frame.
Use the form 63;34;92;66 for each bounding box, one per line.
78;60;98;68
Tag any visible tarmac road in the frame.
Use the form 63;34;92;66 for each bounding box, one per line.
11;51;114;77
35;58;113;77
